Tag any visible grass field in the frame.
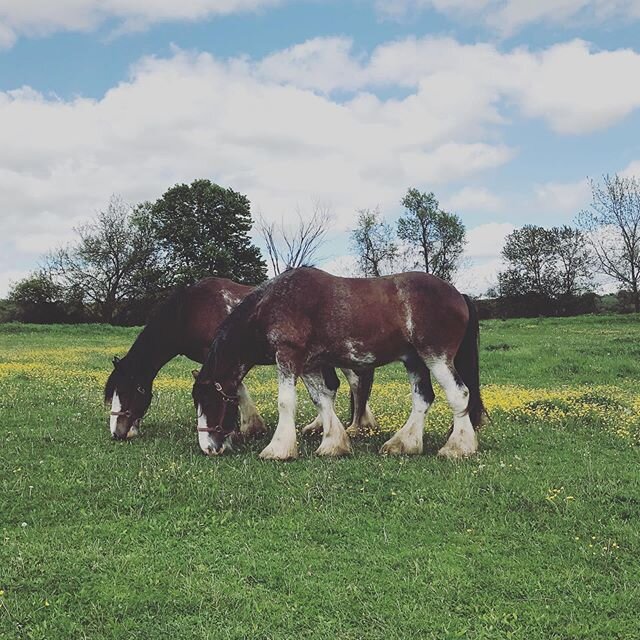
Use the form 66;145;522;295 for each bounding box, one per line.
1;315;640;639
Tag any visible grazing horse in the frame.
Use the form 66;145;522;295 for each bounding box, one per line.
192;267;486;460
105;276;377;442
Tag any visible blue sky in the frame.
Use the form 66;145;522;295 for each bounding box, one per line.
1;0;640;295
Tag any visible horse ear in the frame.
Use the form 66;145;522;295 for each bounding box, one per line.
112;356;121;368
192;369;200;380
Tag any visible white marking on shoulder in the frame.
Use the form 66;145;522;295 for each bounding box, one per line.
221;289;241;314
110;392;121;436
344;340;376;364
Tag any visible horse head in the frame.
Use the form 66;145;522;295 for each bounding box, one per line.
105;356;153;440
191;369;240;456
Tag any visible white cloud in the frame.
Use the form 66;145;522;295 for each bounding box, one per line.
453;222;515;296
621;160;640;178
535;178;591;214
454;258;503;297
0;44;517;294
3;36;640;294
0;268;30;297
445;186;504;213
0;0;283;47
263;37;640;136
465;222;514;258
374;0;640;35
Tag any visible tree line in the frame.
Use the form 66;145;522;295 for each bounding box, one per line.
3;173;640;324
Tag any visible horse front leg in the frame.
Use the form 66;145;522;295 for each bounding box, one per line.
237;382;267;439
259;357;299;461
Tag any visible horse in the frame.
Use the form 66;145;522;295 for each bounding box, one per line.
192;267;485;460
105;276;378;442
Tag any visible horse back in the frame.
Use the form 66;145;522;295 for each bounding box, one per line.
181;277;255;362
255;268;469;367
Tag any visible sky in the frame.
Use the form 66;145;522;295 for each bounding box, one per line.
1;0;640;297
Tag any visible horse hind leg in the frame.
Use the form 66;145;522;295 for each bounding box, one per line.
301;367;339;435
237;383;267;439
380;353;434;456
303;370;352;457
428;357;478;459
342;368;379;437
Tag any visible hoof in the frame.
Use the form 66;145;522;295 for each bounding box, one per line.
379;437;423;456
437;445;476;459
345;420;378;438
259;442;298;461
301;417;323;435
241;415;268;439
438;430;478;459
315;437;352;457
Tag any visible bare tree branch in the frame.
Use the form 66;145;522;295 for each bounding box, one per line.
259;203;333;275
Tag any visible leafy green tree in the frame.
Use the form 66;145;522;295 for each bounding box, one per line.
9;271;62;306
8;271;67;323
498;225;592;299
350;208;398;277
397;188;466;282
146;179;267;285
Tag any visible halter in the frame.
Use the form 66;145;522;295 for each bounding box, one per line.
110;408;142;427
197;382;239;433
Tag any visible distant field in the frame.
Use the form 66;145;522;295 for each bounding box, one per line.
1;315;640;639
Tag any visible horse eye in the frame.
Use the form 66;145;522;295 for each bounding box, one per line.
137;386;146;395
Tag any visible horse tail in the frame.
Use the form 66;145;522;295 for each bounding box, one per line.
454;294;486;429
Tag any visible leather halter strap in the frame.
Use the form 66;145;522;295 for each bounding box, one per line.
197;383;238;432
214;382;239;403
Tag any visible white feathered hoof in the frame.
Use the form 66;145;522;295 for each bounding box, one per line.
437;431;478;459
379;434;423;456
259;440;298;461
315;430;352;457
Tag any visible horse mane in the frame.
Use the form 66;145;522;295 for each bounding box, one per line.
203;285;265;378
104;286;187;403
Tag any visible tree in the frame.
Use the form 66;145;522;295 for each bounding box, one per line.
550;225;593;298
259;204;332;275
48;196;163;322
498;224;593;301
498;225;557;298
146;179;267;286
397;188;466;282
578;174;640;312
8;271;67;323
350;208;398;277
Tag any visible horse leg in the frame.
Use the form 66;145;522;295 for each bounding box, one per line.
259;356;300;461
301;367;341;435
237;382;267;439
380;353;434;456
303;370;352;457
342;368;378;437
428;358;478;459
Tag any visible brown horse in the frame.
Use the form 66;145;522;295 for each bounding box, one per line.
193;267;485;460
105;276;377;442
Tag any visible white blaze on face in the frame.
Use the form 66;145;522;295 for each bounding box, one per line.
197;404;213;453
110;392;121;436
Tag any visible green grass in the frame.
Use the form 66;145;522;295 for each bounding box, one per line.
1;315;640;639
